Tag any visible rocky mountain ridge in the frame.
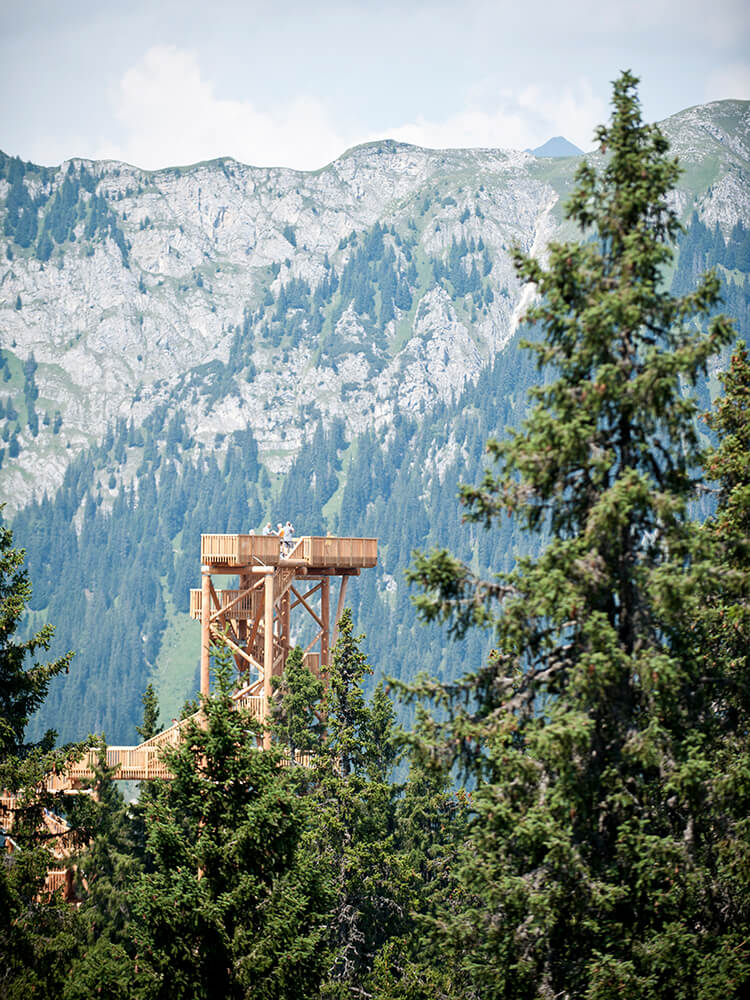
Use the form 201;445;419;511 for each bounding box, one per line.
1;99;748;514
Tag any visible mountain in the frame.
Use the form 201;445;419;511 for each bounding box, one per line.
528;136;583;157
2;100;749;743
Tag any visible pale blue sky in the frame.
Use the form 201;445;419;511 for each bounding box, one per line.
1;0;748;170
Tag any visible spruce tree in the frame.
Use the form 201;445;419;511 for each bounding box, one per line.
0;510;73;762
130;646;329;999
314;612;406;996
135;681;162;742
272;645;324;762
0;513;88;998
407;72;742;997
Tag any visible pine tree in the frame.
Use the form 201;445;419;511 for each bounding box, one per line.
0;508;74;762
320;609;374;779
130;646;330;999
679;342;750;989
0;512;89;998
135;681;162;742
272;645;324;762
313;612;407;996
407;72;742;997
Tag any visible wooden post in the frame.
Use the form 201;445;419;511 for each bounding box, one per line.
320;577;330;669
263;571;274;750
280;591;290;675
201;567;211;697
64;867;76;903
237;573;248;674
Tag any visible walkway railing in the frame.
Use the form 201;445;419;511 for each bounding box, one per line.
199;534;377;569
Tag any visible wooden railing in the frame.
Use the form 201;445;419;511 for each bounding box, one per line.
42;808;71;839
200;535;377;569
201;534;280;566
231;692;265;719
133;715;197;751
279;750;315;768
41;770;93;795
201;533;242;564
285;537;304;559
46;869;69;895
303;536;378;568
104;747;174;781
190;587;262;620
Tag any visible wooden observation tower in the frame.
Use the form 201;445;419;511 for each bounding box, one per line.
2;534;377;794
1;532;377;893
189;534;377;748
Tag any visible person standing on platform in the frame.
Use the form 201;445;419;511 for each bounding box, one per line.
263;522;274;535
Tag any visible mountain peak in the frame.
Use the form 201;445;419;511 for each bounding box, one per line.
528;136;583;158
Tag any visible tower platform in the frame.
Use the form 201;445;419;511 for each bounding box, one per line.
190;534;377;748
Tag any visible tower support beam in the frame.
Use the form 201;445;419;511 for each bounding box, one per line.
263;571;274;750
321;578;330;669
201;567;211;697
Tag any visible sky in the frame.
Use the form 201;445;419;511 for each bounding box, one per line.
1;0;749;172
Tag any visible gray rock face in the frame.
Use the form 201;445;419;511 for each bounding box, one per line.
1;100;748;512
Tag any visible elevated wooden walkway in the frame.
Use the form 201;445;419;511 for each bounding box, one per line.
1;533;376;894
0;686;262;801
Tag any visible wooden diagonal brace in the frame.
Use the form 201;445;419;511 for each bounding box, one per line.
209;578;264;623
209;624;263;677
289;581;322;614
290;585;324;629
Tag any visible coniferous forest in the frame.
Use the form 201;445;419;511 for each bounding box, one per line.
1;74;749;998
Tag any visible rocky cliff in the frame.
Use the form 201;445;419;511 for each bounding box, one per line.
2;99;748;513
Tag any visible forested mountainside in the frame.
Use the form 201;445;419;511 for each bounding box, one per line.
1;99;749;743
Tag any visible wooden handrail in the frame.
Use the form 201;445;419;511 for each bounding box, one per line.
302;536;378;568
201;534;281;566
200;535;377;569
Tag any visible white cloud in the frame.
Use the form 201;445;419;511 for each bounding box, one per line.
369;79;605;154
364;107;532;155
705;63;750;102
98;45;607;171
97;45;352;170
518;79;607;150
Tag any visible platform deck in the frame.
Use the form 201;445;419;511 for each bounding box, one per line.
200;534;377;571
